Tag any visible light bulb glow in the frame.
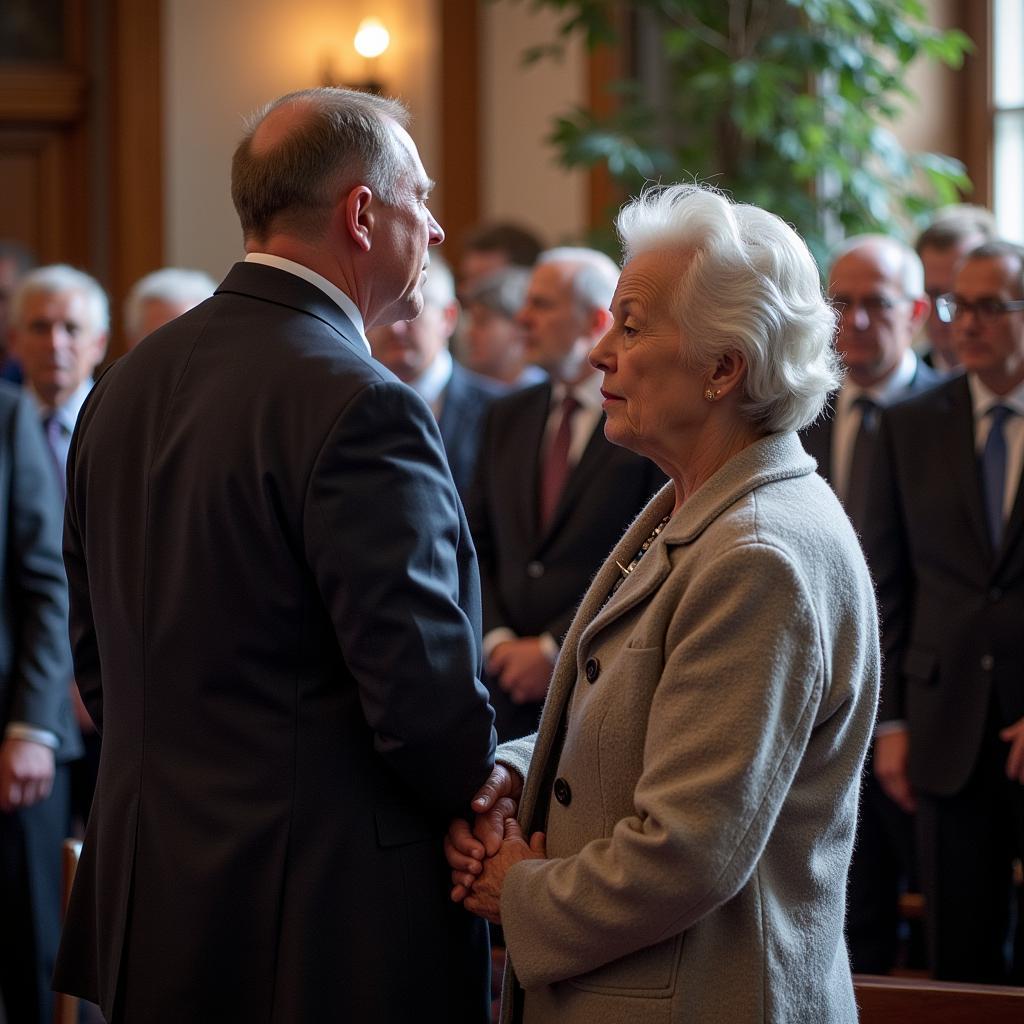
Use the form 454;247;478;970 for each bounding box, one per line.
354;17;390;59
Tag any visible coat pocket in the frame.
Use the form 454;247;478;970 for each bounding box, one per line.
568;933;683;997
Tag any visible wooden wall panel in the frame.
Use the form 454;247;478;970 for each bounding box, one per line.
440;0;481;264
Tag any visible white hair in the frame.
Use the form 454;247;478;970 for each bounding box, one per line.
538;246;619;313
11;264;109;334
421;253;456;309
124;267;217;339
615;184;841;433
829;234;924;297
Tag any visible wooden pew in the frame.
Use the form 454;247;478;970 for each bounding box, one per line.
854;973;1024;1024
53;839;82;1024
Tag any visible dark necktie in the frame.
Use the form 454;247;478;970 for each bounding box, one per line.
845;395;879;529
538;394;579;530
981;405;1011;550
42;413;66;499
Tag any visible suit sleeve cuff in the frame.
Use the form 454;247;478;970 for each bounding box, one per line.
4;723;60;749
537;633;559;663
483;627;518;661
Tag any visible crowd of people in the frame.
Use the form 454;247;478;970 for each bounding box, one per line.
0;84;1021;1023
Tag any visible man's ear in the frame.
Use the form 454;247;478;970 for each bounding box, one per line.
342;186;374;253
909;295;930;331
588;305;613;340
441;300;460;340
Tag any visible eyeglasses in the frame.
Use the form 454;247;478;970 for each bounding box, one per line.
829;295;907;319
935;294;1024;324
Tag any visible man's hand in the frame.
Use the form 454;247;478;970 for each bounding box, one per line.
488;638;554;705
0;737;56;813
999;716;1024;784
464;819;546;924
874;728;916;813
445;764;524;902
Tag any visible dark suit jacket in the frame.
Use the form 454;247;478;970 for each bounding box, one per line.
0;382;76;755
862;373;1024;796
467;381;665;740
800;357;940;486
0;382;77;1024
53;263;496;1023
437;362;504;501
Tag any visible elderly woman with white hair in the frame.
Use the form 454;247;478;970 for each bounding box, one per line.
445;183;880;1023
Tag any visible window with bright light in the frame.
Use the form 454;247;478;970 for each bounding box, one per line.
993;0;1024;242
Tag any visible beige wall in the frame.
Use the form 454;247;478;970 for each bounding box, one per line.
896;0;965;162
162;0;967;275
163;0;440;276
479;3;587;248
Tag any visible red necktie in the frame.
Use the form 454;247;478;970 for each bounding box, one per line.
539;394;579;529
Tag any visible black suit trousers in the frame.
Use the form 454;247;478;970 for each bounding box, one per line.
915;704;1024;983
0;765;69;1024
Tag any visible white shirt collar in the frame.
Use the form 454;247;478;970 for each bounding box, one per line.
968;373;1024;420
244;253;371;356
407;349;454;406
838;348;919;415
28;377;93;427
551;368;604;411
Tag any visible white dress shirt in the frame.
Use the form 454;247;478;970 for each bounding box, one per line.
832;349;918;501
969;374;1024;524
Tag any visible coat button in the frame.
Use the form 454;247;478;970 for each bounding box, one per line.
526;561;545;579
553;778;572;806
981;654;994;671
584;657;600;683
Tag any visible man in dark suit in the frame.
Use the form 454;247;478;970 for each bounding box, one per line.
801;234;937;974
914;205;995;375
468;248;664;742
369;253;503;500
9;264;110;835
0;381;81;1024
53;87;496;1023
867;240;1024;983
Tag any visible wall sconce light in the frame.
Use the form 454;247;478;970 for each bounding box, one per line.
321;16;390;94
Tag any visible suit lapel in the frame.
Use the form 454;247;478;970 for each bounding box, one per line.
998;473;1024;570
946;377;993;560
801;415;833;484
512;385;552;548
539;416;609;543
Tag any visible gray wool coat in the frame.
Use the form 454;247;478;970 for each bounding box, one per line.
496;432;879;1024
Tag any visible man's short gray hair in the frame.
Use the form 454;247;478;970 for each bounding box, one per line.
615;184;841;434
830;234;925;297
463;267;531;320
915;203;997;255
11;264;109;334
124;267;216;339
538;247;619;313
421;254;456;310
232;87;410;243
